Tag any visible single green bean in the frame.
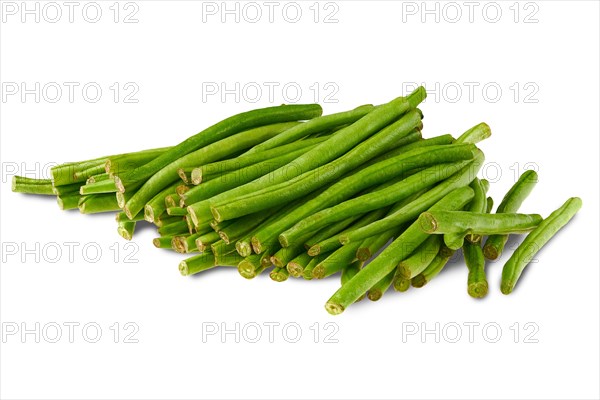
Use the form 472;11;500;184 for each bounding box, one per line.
367;270;395;301
117;220;136;241
419;211;542;235
287;252;313;278
12;176;55;195
483;170;538;260
412;247;456;288
395;235;442;281
501;197;582;294
269;267;290;282
312;242;361;279
443;178;489;249
78;194;120;214
464;240;488;298
341;261;366;303
455;123;491;144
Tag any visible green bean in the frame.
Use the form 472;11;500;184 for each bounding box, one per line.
166;207;188;216
246;104;374;154
157;219;188;236
395;277;411;292
394;235;442;281
215;251;245;268
57;193;82;210
304;215;363;250
356;229;396;262
237;253;265;279
116;104;321;187
279;146;476;247
211;239;237;257
443;178;490;249
153;236;177;249
182;148;309;209
179;253;214;276
483;170;538;260
486;196;494;213
12;176;55;195
52;183;81;197
213;109;424;223
501;197;582;294
287;252;313;278
116;211;145;222
307;207;391;256
341;261;366;303
269;267;290;282
195;231;221;252
312;242;361;279
144;183;180;223
78;194;120;214
79;178;118;195
455;123;491;144
419;211;542;235
411;247;456;288
188;88;426;225
367;270;395;301
464;240;488;298
325;185;475;315
196;137;327;183
218;211;275;244
121;122;301;218
339;150;484;244
117;220;136;240
303;254;326;280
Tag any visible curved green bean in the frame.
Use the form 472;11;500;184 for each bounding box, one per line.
501;197;582;294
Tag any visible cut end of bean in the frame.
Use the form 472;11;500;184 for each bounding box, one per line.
418;212;437;233
394;278;411;292
144;204;156;223
191;168;202;185
324;301;345;316
482;244;500;260
312;264;325;279
367;289;383;302
307;245;321;256
236;241;253;257
278;233;290;248
500;280;513;295
113;176;126;193
172;237;186;253
468;281;489;298
356;247;371;262
179;261;189;276
338;235;350;245
411;275;427;288
186;206;200;228
287;262;304;278
124;205;134;220
210;206;222;223
238;261;257;279
117;226;133;240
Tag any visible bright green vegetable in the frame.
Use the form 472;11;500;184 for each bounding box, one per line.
270;267;290;282
78;194;120;214
12;176;54;195
483;170;538;260
117;220;136;240
246;104;374;154
325;185;475;315
340;261;365;303
455;123;491;144
287;252;313;278
211;109;424;223
419;211;542;235
412;247;456;288
367;270;395;301
338;150;484;244
395;235;442;280
464;240;488;298
312;242;361;279
121;121;301;218
188;87;426;226
279;145;477;247
501;197;582;294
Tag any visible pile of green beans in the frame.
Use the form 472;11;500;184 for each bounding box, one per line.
12;86;582;315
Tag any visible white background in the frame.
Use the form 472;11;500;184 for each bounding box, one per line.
1;1;599;399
